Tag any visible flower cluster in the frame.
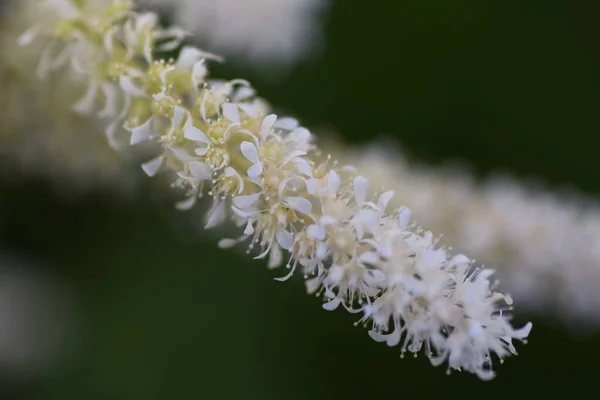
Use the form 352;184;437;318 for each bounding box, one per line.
329;141;600;327
20;0;531;379
0;0;139;195
451;180;600;325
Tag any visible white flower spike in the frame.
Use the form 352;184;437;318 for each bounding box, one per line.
23;0;531;379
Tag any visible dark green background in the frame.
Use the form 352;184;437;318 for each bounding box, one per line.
1;0;600;398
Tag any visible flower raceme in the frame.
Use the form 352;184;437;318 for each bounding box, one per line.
0;0;140;195
20;0;532;379
332;142;600;326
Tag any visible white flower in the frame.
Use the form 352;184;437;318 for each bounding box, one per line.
428;265;533;379
229;178;313;268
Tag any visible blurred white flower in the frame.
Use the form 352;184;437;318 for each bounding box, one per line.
0;0;141;197
0;253;74;378
141;0;331;69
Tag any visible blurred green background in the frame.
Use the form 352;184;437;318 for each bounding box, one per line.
2;0;600;398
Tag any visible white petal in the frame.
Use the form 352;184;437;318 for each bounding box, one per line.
286;197;312;214
327;171;340;195
358;209;379;234
200;91;210;123
98;83;119;118
378;241;393;260
359;252;379;266
176;46;203;68
274;268;296;282
103;28;116;54
299;258;316;268
294;159;313;176
232;86;255;102
307;224;326;241
276;230;294;250
218;238;239;249
105;121;123;149
240;141;260;164
306;178;321;195
181;50;220;83
277;177;294;198
225;167;245;193
72;80;98;114
367;330;388;343
141;156;164;177
268;245;283;268
156;37;188;51
378;190;395;211
305;277;321;294
316;242;328;258
130;118;153;145
280;150;307;168
157;37;185;52
70;56;87;75
192;48;223;62
260;114;277;139
192;61;207;87
172;106;186;128
476;268;496;282
514;322;533;340
175;196;197;211
274;117;298;130
18;27;39;46
119;76;146;97
232;206;259;218
423;231;433;243
205;201;226;229
222;103;240;124
353;176;369;204
190;161;212;180
369;328;401;347
291;127;312;142
238;103;257;117
143;36;153;65
322;298;341;311
341;164;358;174
193;146;207;157
137;13;158;30
355;223;365;240
243;220;255;235
398;206;411;228
36;43;55;79
319;215;337;226
449;254;470;267
364;270;386;286
247;163;263;178
183;116;209;142
168;146;194;162
232;193;261;209
49;44;70;69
